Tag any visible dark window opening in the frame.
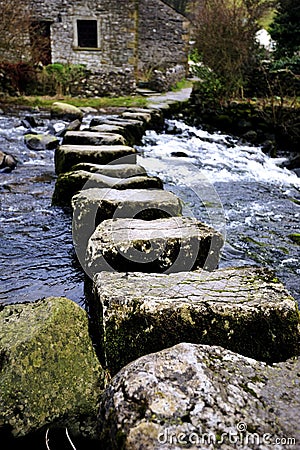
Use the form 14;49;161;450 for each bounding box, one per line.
77;20;98;48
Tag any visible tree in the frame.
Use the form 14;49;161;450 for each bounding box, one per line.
269;0;300;58
0;0;50;64
191;0;276;96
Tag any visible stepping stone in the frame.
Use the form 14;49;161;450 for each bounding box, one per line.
70;162;147;178
89;118;145;141
62;130;127;146
86;217;224;274
55;145;137;174
72;188;182;276
88;124;133;143
90;267;300;374
97;343;300;449
52;170;163;206
120;111;153;125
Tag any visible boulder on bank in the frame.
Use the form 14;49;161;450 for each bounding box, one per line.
50;102;83;122
70;162;147;178
97;342;300;449
52;170;163;206
0;297;104;440
62;131;127;146
24;133;60;151
86;217;224;274
72;188;182;277
55;145;138;174
90;267;300;374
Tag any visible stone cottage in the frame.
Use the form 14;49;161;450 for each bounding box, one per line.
1;0;190;95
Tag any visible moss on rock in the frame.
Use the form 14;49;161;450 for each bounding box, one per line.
0;297;104;439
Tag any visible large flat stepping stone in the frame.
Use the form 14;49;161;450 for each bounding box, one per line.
70;162;147;178
72;188;182;276
52;170;163;206
62;130;127;146
55;144;137;174
90;267;300;374
86;217;224;274
97;343;300;449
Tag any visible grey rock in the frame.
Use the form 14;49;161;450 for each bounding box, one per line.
97;342;300;450
24;133;60;151
0;297;104;439
89;118;145;142
62;131;127;146
70;162;146;178
0;151;17;171
90;267;300;374
52;170;163;206
55;145;137;174
72;188;182;277
120;111;153;125
50;102;84;121
86;216;224;274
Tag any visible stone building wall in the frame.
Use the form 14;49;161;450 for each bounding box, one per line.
28;0;137;96
0;0;190;96
138;0;190;87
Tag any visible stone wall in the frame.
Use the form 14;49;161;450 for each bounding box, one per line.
0;0;190;96
137;0;190;88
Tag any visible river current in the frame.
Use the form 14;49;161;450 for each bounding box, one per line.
0;112;299;306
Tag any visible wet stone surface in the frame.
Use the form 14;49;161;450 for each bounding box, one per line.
90;266;300;374
97;342;300;450
86;216;224;274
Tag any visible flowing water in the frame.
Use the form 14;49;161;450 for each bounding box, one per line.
137;119;300;305
0;112;299;307
0;111;85;306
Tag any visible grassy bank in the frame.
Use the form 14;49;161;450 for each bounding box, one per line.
0;94;149;111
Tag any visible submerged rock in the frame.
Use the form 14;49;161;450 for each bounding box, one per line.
86;216;224;274
55;144;137;174
97;342;300;450
90;267;300;374
0;297;104;440
52;170;163;206
0;151;17;172
24;133;60;151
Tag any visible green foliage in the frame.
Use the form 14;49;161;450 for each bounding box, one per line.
269;0;300;58
39;63;87;96
192;0;276;98
269;56;300;74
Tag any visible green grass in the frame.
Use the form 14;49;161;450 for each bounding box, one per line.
171;79;193;92
0;94;149;109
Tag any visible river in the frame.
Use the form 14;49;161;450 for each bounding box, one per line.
0;111;299;307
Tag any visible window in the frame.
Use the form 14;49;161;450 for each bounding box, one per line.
77;20;98;48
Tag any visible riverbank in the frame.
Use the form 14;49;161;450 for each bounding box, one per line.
181;83;300;166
